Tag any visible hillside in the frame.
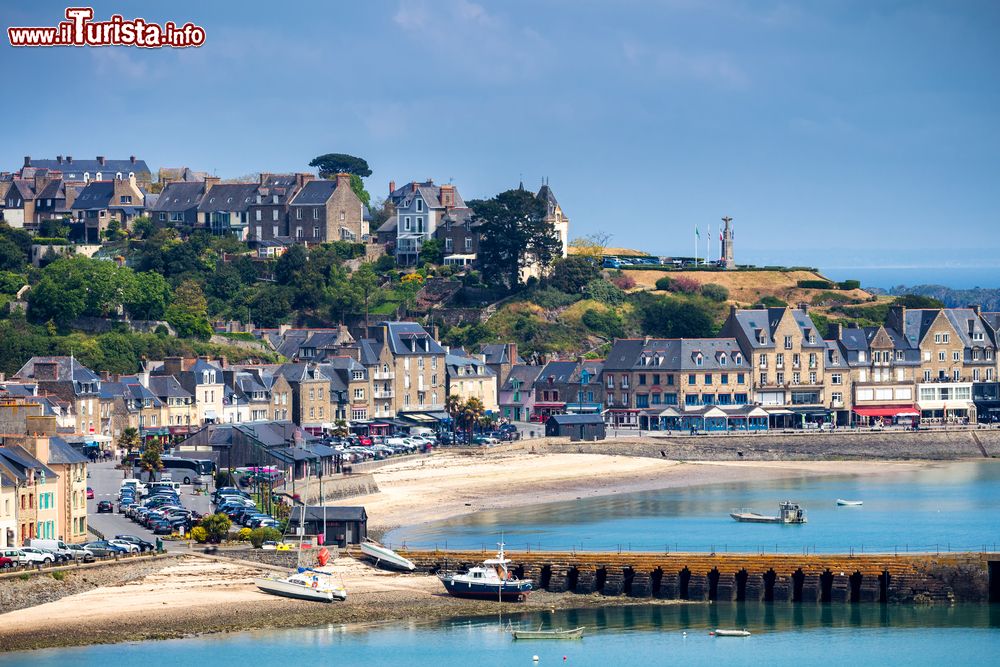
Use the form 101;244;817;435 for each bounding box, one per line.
625;269;872;306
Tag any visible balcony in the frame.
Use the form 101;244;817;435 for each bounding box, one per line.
373;389;395;399
373;371;395;380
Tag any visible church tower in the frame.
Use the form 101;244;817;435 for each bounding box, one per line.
720;216;735;269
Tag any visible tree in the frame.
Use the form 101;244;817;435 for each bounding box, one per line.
140;440;164;482
0;234;28;271
252;285;294;328
166;278;211;339
655;276;674;291
567;232;612;261
350;263;382;328
38;218;70;239
445;394;464;437
275;244;308;285
419;238;444;265
308;153;372;178
894;294;945;309
326;265;361;323
550;256;600;294
472;188;563;290
582;308;624;338
349;174;371;209
125;271;172;320
460;397;485;435
117;427;141;464
583;279;625;306
639;296;715;338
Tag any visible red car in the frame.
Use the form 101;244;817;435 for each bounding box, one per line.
0;556;14;569
86;487;95;500
357;435;373;446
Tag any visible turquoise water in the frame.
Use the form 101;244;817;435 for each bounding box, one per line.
388;461;1000;553
820;266;1000;290
6;604;999;666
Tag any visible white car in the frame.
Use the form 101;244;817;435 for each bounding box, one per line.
108;539;141;554
1;548;28;565
19;547;56;564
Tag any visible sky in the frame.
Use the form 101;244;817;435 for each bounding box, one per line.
2;0;999;268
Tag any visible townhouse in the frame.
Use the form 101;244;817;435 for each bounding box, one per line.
0;445;59;545
151;178;215;228
499;364;542;422
318;357;370;423
286;174;366;244
248;173;314;243
0;467;14;548
70;174;146;242
21;155;152;188
12;357;103;435
271;363;333;433
531;358;603;420
444;349;498;414
197;182;257;239
372;322;447;422
480;343;521;386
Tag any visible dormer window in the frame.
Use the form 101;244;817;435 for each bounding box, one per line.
272;195;279;204
734;353;743;364
115;172;122;180
719;353;728;366
96;172;103;180
257;195;263;204
416;198;423;212
695;353;703;366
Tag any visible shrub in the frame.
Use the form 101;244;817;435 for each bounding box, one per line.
529;287;579;309
191;526;208;543
215;470;235;488
609;272;636;290
583;279;625;306
837;279;861;291
654;276;674;291
549;256;600;294
796;279;835;289
581;308;624;338
199;512;232;543
249;526;283;548
755;295;788;308
237;527;253;542
700;283;729;302
51;570;66;581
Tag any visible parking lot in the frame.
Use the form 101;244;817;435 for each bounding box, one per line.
86;461;212;551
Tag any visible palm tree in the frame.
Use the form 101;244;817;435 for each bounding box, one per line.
461;397;485;437
445;394;464;438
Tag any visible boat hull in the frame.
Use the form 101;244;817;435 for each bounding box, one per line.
361;542;417;571
836;499;863;506
714;629;751;637
254;577;346;603
513;627;585;640
730;512;781;523
440;576;532;601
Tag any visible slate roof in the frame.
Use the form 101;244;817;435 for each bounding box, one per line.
480;344;511;365
152;182;205;212
0;445;58;480
823;341;850;369
603;339;649;371
48;436;90;465
14;357;100;383
376;216;398;233
389;181;467;210
70;181;115;210
380;322;445;356
603;338;747;372
901;310;941;347
942;308;993;348
272;363;330;384
24;158;151;181
357;339;384;366
548;413;603;425
147;375;192;399
446;351;495;378
197;183;257;212
537;184;559;208
289;179;339;206
500;365;543;392
291;506;366;523
537;361;577;384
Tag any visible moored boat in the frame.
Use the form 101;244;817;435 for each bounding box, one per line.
438;543;533;601
730;501;807;524
255;568;348;603
712;629;751;637
512;626;585;640
836;499;863;506
361;539;416;571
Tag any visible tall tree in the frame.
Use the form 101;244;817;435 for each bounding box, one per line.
117;427;141;464
308;153;372;178
473;189;563;291
350;263;382;329
140;440;164;482
275;244;308;285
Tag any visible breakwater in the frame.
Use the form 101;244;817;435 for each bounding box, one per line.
398;549;999;604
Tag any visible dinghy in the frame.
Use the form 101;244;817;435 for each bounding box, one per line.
512;626;585;640
712;629;751;637
836;499;863;506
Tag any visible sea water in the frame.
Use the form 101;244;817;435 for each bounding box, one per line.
388;461;1000;553
5;604;999;667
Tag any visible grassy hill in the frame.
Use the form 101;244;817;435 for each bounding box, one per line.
626;268;872;305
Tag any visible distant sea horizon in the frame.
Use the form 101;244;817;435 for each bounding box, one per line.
820;266;1000;291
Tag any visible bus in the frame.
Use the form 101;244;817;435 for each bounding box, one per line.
134;456;207;485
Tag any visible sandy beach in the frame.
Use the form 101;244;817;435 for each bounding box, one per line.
0;450;938;652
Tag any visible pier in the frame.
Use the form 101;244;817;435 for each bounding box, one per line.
397;550;998;604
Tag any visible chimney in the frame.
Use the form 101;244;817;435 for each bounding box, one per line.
216;356;228;368
163;356;184;377
431;324;440;340
440;184;455;209
798;303;809;313
66;156;73;164
100;371;111;381
25;416;57;437
259;173;270;186
335;172;351;190
389;180;396;195
508;343;518;365
97;155;106;166
411;182;417;193
130;155;136;164
22;434;51;464
23;156;31;167
888;305;906;337
56;155;63;164
203;175;220;193
831;322;843;340
729;304;738;318
969;304;982;316
295;173;308;190
34;361;60;381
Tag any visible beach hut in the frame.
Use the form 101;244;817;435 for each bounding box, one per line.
290;506;367;548
545;413;606;440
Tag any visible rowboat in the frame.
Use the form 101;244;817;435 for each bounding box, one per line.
512;627;585;640
836;499;863;506
361;539;416;571
712;629;751;637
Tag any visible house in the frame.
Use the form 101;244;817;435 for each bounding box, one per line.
145;375;196;432
151;179;215;228
12;357;103;435
248;173;314;243
498;364;542;422
70;175;145;242
271;364;334;433
545;413;605;440
265;327;354;363
318;357;370;423
157;166;210;185
520;181;569;281
373;321;447;423
386;179;469;266
20;155;152;188
2;168;75;229
435;206;481;266
286;174;366;244
0;444;59;545
532;360;578;420
32;433;89;544
445;349;498;414
0;467;15;548
721;305;829;428
289;506;367;548
479;343;520;386
197;183;257;239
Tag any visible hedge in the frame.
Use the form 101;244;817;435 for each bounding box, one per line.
837;280;861;290
796;279;835;289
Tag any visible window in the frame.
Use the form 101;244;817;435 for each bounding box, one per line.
416;198;423;212
313;226;320;238
923;370;931;381
832;392;843;404
354;388;364;400
720;374;729;385
784;336;793;349
719;354;727;366
666;374;674;385
688;374;696;385
404;216;411;231
464;237;472;251
296;208;302;220
273;225;279;237
296;227;303;238
938;351;946;362
445;238;453;251
953;369;961;381
943;333;950;343
736;373;745;384
776;372;784;384
695;354;703;366
636;394;649;408
831;373;842;385
759;354;767;368
273;209;279;221
313;208;319;220
809;372;817;384
776;353;784;368
704;374;713;385
256;209;262;221
792;372;801;384
953;351;960;362
792;353;800;368
759;373;767;386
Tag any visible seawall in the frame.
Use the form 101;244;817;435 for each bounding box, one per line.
398;549;998;604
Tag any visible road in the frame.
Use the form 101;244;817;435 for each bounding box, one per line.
86;461;212;551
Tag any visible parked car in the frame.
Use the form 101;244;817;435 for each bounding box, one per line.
108;539;141;554
1;548;27;565
150;520;174;535
97;500;114;513
66;544;95;562
261;541;278;550
19;547;56;564
0;556;15;569
25;538;75;561
84;541;127;557
86;487;95;499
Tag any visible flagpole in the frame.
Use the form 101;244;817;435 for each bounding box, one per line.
708;224;711;267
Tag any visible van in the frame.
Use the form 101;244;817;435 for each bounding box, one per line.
409;427;434;438
150;481;181;493
25;538;75;560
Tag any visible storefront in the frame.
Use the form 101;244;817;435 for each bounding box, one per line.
604;408;640;428
973;383;1000;424
918;383;976;424
852;406;919;426
533;402;566;420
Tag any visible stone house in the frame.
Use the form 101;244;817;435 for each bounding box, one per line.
21;155;152;188
445;349;498;414
151;179;215;229
373;322;447;422
248;173;313;243
12;357;103;435
70;174;146;242
197;183;257;239
286;174;366;244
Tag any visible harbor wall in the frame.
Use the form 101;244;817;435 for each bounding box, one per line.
482;428;1000;461
397;550;997;605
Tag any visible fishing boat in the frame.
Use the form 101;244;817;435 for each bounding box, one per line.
836;499;863;506
254;568;348;602
712;629;751;637
512;626;585;640
730;501;807;524
438;543;533;601
361;539;417;571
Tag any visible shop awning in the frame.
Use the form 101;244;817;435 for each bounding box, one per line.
853;406;918;418
765;408;793;415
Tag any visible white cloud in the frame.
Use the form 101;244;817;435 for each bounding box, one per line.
620;39;749;90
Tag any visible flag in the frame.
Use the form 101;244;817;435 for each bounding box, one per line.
720;231;723;242
695;226;700;239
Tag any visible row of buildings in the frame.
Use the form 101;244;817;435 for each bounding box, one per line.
0;156;570;272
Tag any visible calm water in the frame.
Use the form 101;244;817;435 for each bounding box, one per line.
821;266;1000;290
6;604;999;666
388;461;1000;553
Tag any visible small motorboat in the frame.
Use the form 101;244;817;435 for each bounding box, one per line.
438;542;532;601
361;539;416;571
836;499;863;506
512;626;585;640
712;629;751;637
255;567;347;603
730;501;807;524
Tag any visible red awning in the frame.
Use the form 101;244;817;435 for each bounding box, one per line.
853;406;917;418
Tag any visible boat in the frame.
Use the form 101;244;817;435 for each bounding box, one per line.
361;539;416;571
254;567;348;602
730;501;807;524
712;629;751;637
438;543;533;601
512;626;585;640
836;499;863;506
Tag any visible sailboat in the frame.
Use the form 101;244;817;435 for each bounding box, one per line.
361;539;417;571
255;503;347;603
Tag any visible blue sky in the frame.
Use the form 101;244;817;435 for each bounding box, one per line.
3;0;999;267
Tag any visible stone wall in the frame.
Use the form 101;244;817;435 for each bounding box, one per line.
280;473;378;505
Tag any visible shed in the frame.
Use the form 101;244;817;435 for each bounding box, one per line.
290;505;367;548
545;413;606;441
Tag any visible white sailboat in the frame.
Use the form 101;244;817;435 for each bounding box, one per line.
361;539;416;571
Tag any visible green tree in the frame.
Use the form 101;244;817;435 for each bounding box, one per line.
125;271;172;320
639;296;715;338
199;512;233;543
166;278;211;339
700;283;730;302
275;244;308;285
894;294;946;309
249;526;282;548
472;188;563;290
0;271;26;295
445;394;464;437
251;285;293;328
117;427;141;464
550;256;600;294
350;174;370;209
38;218;70;239
460;397;486;435
350;263;382;328
308;153;372;178
140;440;164;482
582;308;624;338
419;238;444;265
583;279;626;306
0;235;28;271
